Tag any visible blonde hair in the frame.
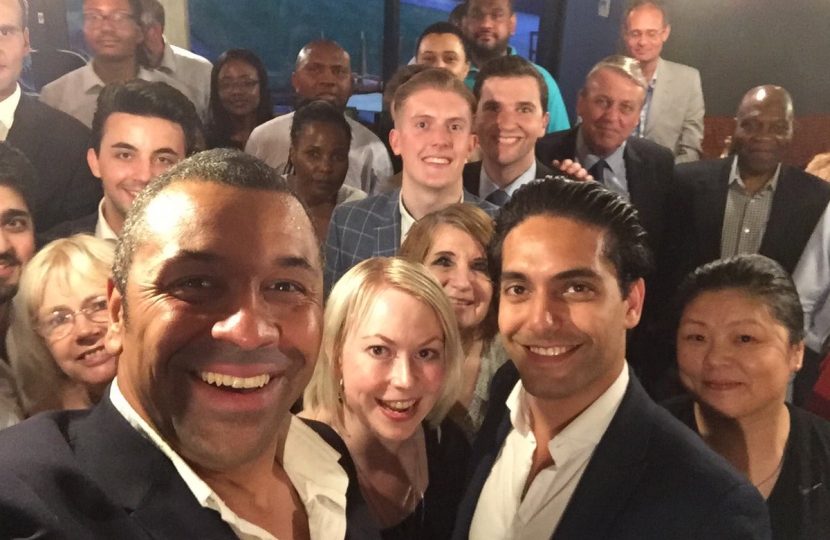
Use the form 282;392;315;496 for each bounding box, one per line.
7;235;115;413
304;257;463;430
392;67;477;124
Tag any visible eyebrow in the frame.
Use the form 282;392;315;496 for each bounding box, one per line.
0;208;31;222
167;250;316;271
501;267;601;282
360;333;444;348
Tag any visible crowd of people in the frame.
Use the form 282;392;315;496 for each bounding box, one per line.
0;0;829;538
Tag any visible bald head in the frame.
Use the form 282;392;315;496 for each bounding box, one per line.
733;85;794;176
292;40;352;109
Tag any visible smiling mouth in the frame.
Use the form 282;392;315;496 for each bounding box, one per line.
198;371;272;390
423;157;451;165
527;345;579;357
77;346;114;366
497;136;522;145
377;398;418;413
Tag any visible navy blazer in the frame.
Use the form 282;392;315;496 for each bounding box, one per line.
0;394;239;539
7;94;102;232
461;159;555;200
535;127;674;258
452;362;772;540
324;188;498;294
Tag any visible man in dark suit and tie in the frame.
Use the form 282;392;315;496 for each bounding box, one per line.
325;67;497;293
452;177;771;540
462;55;554;207
0;150;350;539
0;0;101;232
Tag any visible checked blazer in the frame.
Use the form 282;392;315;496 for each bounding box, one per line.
324;188;498;294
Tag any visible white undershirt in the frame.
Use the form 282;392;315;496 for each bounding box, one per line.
469;363;629;540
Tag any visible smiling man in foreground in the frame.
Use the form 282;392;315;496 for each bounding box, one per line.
0;150;348;540
452;177;772;540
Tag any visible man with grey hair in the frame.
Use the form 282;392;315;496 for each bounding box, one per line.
246;39;392;194
536;55;675;399
139;0;212;118
622;0;704;163
0;149;350;538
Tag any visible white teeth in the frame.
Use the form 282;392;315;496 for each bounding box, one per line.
199;371;271;389
529;346;574;357
424;157;450;164
382;400;416;412
498;136;520;144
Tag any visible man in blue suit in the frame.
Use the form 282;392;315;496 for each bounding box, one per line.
325;67;497;293
452;177;771;540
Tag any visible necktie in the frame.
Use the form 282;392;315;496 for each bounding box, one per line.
589;159;607;185
485;188;510;207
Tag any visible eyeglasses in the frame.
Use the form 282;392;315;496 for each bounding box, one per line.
83;11;136;28
625;29;664;40
37;295;109;341
217;78;259;93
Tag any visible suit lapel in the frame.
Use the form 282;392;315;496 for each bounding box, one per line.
551;378;653;540
6;95;42;154
758;166;799;265
73;395;237;539
644;58;669;136
462;162;482;196
375;191;401;257
536;158;555;178
695;159;731;263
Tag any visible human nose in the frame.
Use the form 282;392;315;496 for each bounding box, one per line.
389;355;413;388
446;265;473;292
212;291;280;350
73;312;104;341
429;125;452;148
700;339;731;369
524;290;562;333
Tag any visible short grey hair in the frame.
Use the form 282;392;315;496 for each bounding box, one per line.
582;55;648;97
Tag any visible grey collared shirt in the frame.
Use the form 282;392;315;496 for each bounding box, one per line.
720;156;781;258
576;127;629;198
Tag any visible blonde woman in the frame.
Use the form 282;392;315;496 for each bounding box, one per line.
8;235;116;415
303;257;467;540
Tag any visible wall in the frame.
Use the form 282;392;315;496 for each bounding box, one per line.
554;0;830;121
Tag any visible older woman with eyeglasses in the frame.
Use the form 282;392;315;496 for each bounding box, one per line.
7;235;116;415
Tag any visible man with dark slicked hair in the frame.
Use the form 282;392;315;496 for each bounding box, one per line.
452;176;771;540
246;39;392;195
0;149;350;539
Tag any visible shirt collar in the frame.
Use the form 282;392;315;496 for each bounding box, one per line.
398;191;464;243
479;160;538;200
729;155;781;193
0;83;21;132
575;126;627;176
110;379;348;540
158;40;177;74
506;362;630;463
96;199;120;241
80;63;154;94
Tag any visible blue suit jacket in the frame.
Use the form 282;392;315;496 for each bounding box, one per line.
451;362;772;540
324;188;498;294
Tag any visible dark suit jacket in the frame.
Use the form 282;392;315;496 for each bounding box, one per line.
670;157;830;278
324;188;498;294
461;159;555;200
36;210;97;248
535;127;674;258
7;94;102;232
0;395;238;539
452;362;772;540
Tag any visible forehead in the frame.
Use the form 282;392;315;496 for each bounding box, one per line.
138;180;317;261
468;0;511;12
101;112;186;149
219;59;257;78
0;0;22;25
684;289;779;325
300;46;349;68
627;5;665;27
502;215;615;279
420;33;464;51
481;75;542;104
296;121;348;146
737;97;790;123
84;0;132;11
429;224;485;253
0;185;27;213
400;87;472;120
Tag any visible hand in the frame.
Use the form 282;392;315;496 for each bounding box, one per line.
806;152;830;182
552;159;593;181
